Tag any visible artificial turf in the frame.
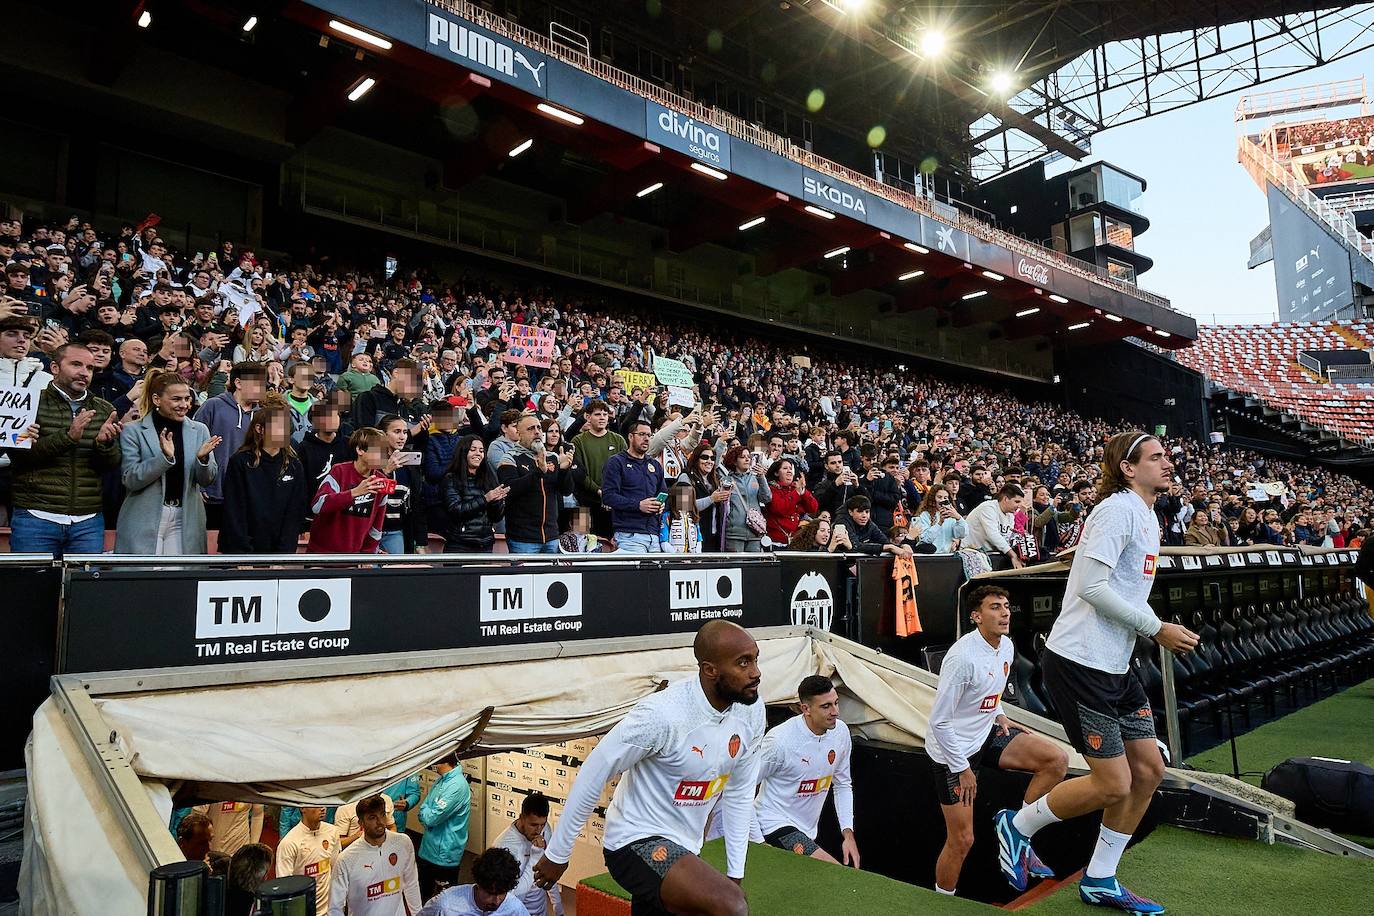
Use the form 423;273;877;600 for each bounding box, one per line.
580;838;992;914
1186;678;1374;786
1025;825;1373;916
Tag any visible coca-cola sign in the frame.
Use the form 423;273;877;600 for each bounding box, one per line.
1016;257;1051;286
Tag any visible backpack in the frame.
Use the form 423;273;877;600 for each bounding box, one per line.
1262;757;1374;835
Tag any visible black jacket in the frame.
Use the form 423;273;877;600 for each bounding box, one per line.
866;471;903;530
297;432;353;508
219;450;307;553
814;471;866;518
352;384;421;431
957;483;992;517
837;516;892;557
498;449;574;544
442;471;503;550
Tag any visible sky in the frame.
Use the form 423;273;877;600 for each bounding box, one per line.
1043;50;1374;325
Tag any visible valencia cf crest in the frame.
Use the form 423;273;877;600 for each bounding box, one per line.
1086;733;1103;751
728;734;742;758
322;839;329;850
827;749;836;765
1003;661;1010;676
389;852;398;866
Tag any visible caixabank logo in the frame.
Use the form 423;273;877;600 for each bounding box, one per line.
194;579;351;660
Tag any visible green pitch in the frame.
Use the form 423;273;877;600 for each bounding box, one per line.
581;838;992;913
1025;825;1373;916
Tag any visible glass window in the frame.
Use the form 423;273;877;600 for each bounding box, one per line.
1068;172;1098;210
1103;216;1134;249
1107;259;1136;284
1069;212;1102;250
1099;166;1144;213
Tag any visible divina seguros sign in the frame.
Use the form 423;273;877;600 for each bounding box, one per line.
645;101;731;170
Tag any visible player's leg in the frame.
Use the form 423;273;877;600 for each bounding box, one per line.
762;825;837;864
993;729;1070;804
659;853;749;916
934;793;975;896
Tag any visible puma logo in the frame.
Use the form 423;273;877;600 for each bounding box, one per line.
514;52;545;88
690;746;704;758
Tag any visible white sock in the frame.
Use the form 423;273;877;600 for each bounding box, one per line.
935;885;956;896
1084;825;1133;880
1012;794;1061;837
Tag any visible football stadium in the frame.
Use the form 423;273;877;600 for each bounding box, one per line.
1;1;1374;915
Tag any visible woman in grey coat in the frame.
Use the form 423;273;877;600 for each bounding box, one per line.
720;444;772;552
115;370;221;555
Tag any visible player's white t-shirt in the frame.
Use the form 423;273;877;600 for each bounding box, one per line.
752;714;854;839
334;794;396;842
417;885;531;916
926;629;1015;773
494;822;562;916
193;802;261;856
544;676;766;879
328;830;421;916
1047;489;1162;674
276;819;339;916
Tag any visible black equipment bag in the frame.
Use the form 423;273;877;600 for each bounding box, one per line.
1261;756;1374;835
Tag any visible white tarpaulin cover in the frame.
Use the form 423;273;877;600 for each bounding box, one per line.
20;631;1076;916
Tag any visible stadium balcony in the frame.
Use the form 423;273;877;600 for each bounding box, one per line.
1174;321;1374;457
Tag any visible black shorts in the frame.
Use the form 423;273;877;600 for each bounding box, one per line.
931;725;1026;806
1040;649;1155;758
763;824;819;856
604;835;691;916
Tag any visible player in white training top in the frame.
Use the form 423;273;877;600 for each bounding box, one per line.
533;620;765;916
996;431;1198;914
419;848;529;916
329;794;421;916
276;806;339;916
748;675;859;866
494;792;564;916
927;585;1068;898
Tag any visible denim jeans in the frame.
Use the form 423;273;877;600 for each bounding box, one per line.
507;539;559;554
10;509;106;556
379;531;406;555
615;531;662;553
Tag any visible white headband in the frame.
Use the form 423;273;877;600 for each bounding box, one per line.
1126;433;1151;459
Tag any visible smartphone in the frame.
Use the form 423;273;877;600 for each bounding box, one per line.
395;451;422;466
369;328;386;338
655;492;668;504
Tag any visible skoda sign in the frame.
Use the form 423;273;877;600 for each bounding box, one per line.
802;171;868;217
645;101;731;170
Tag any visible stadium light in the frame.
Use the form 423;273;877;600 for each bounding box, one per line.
508;139;533;158
346;77;376;102
242;16;258;32
1015;307;1040;317
920;30;946;58
1048;294;1069;304
738;216;766;230
137;9;152;28
824;246;850;259
989;71;1015;95
904;242;929;254
1068;321;1090;330
636;182;664;198
1154;329;1172;338
961;290;987;300
536;103;584;125
328;19;392;50
981;270;1004;281
804;205;836;220
690;162;728;181
1104;313;1124;322
898;270;924;281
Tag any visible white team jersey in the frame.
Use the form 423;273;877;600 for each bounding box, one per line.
417;885;531;916
276;820;339;916
1047;489;1161;674
752;714;854;839
926;629;1015;773
494;822;562;916
334;794;396;841
328;830;421;916
545;676;766;879
193;802;261;856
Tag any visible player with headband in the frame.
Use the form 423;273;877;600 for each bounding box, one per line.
995;431;1199;914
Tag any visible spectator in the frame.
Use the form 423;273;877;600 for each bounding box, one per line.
865;453;904;530
659;480;704;553
308;426;391;554
720;444;772;552
417;751;472;901
440;434;507;553
557;505;603;553
836;494;911;557
648;405;708;481
814;451;863;518
498;413;574;553
601;419;665;553
956;464;993;516
965;483;1026;568
763;457;818;546
1029;484;1077;558
196;362;267;529
8;342;122;554
353;357;424;430
486;409;524;477
224;843;273;916
295;402;352;519
335;351;380;396
115;369;220;555
685;441;730;550
911;485;966;554
423;401;465;532
570;399;626;537
787;516;833;552
219;399;307;553
377;414;427;554
0;314;51;389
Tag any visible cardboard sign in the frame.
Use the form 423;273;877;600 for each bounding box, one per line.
652;356;694;388
0;386;39;449
667;387;696;409
614;369;657;396
502;323;556;368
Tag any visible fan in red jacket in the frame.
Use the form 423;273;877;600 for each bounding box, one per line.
307;426;391;553
765;458;819;545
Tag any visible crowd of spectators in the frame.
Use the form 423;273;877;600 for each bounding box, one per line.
0;212;1368;565
1278;115;1374;150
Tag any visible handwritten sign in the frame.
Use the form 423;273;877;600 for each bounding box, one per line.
0;386;40;449
652;356;694;388
614;369;657;396
502;323;556;367
667;387;696;409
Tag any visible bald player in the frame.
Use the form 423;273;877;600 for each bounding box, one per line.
533;620;766;916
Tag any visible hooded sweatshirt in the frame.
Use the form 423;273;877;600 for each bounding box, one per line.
194;391;257;502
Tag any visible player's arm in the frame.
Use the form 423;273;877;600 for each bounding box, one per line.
833;733;859;867
721;743;762;880
541;713;667;871
248;804;264;846
926;658;972;775
274;836;297;880
327;853;348;916
401;841;422;912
